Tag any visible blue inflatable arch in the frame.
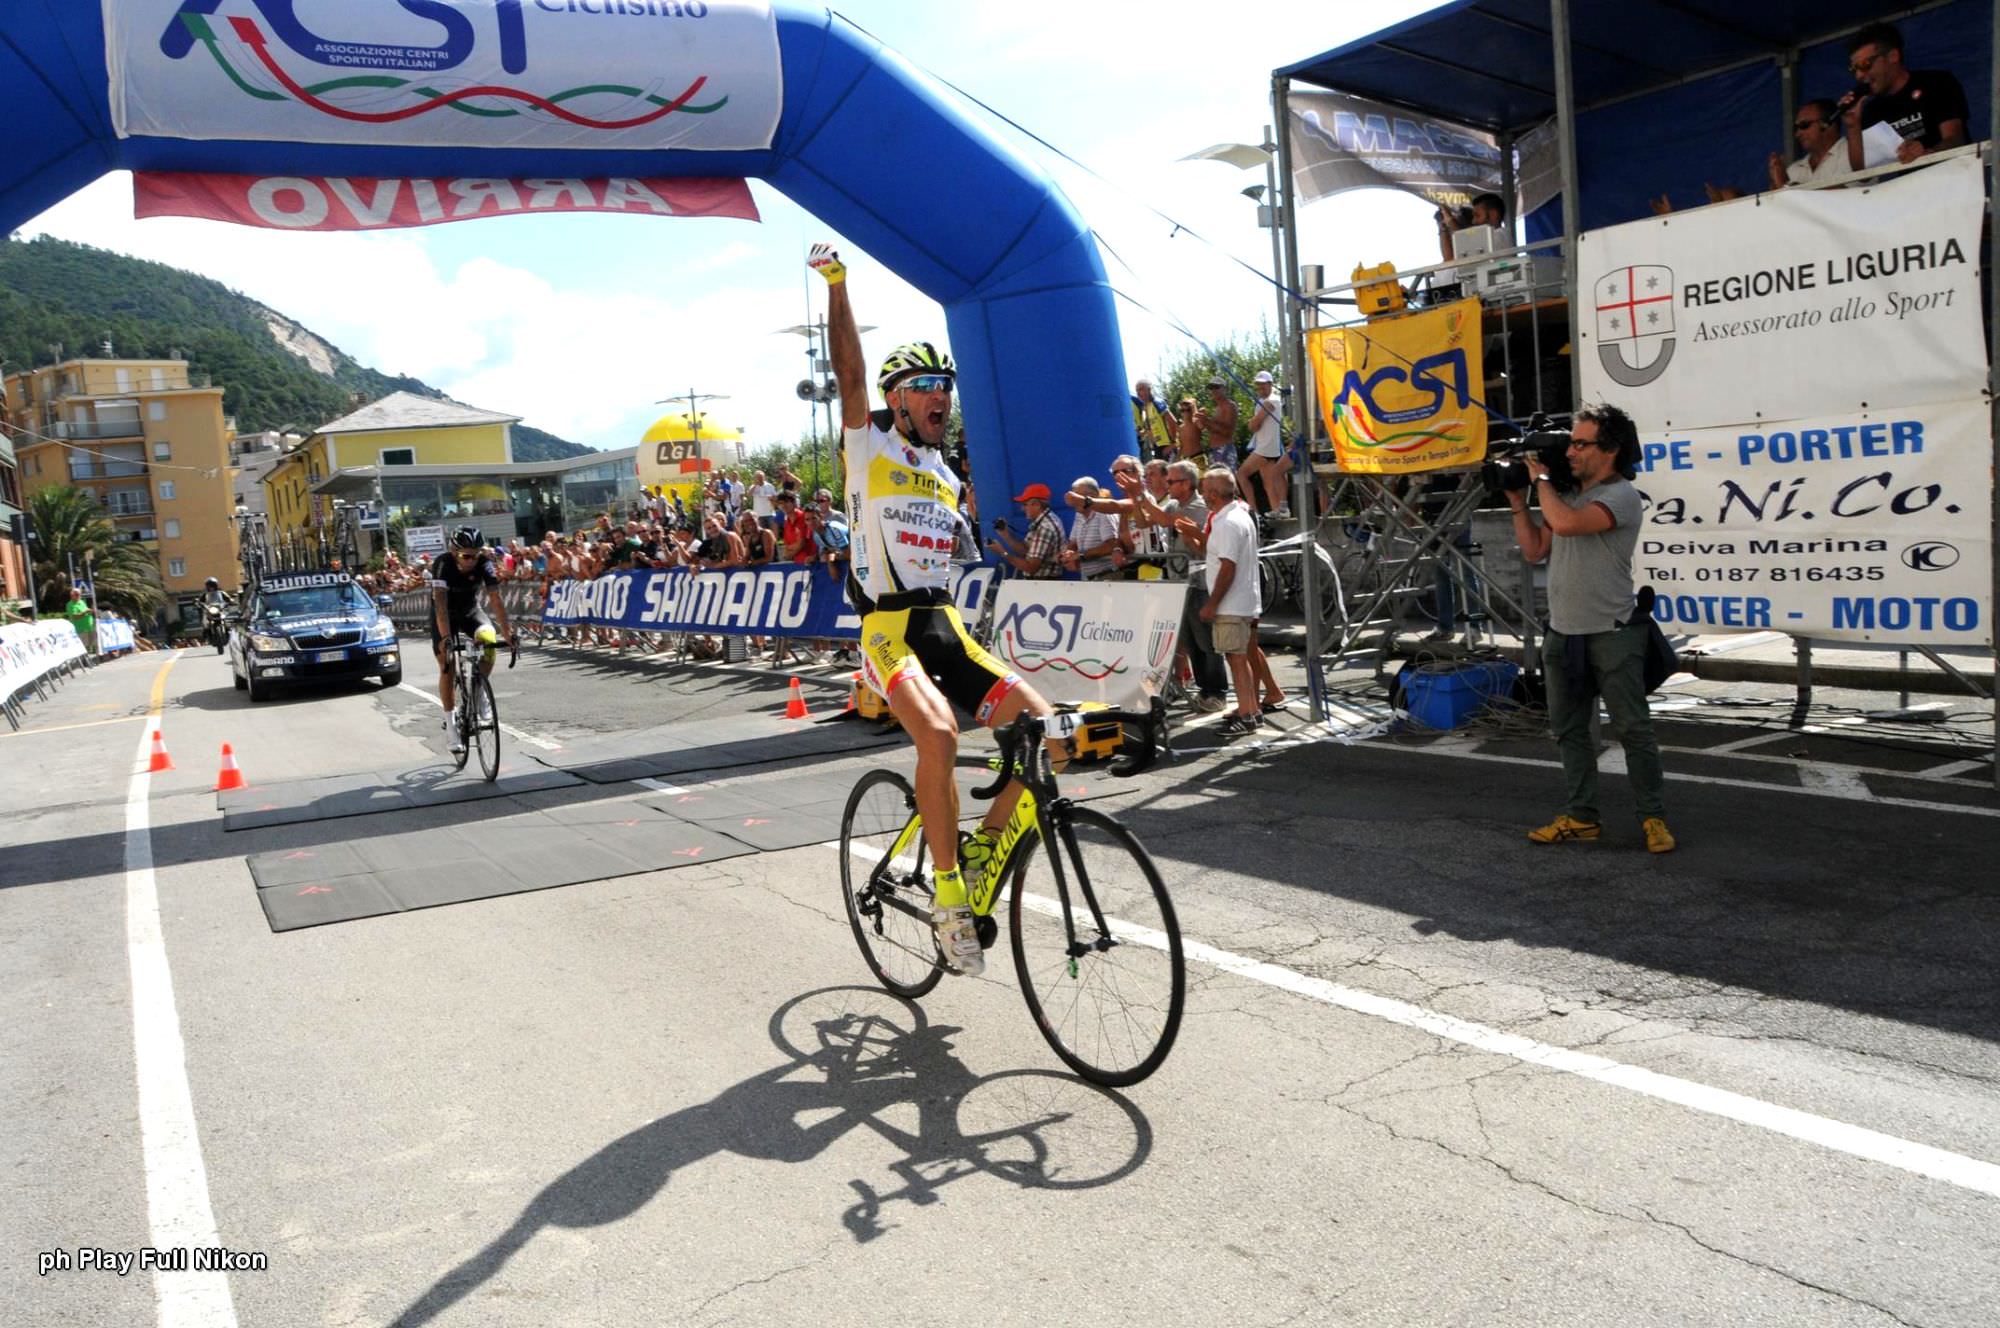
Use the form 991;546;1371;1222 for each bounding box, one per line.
0;2;1128;513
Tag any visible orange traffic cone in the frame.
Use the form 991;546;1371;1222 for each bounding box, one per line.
842;671;859;714
147;729;175;773
215;743;246;792
784;676;811;720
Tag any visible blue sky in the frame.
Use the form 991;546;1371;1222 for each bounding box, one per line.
26;1;1449;453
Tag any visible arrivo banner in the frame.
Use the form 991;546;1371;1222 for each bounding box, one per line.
111;0;783;152
540;563;997;638
1307;297;1487;475
134;172;758;231
988;581;1186;710
1633;398;1992;645
1577;155;1987;429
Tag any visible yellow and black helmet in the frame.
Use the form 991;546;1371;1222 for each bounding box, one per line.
877;341;954;395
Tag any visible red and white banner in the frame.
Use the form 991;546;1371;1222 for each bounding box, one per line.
134;172;758;231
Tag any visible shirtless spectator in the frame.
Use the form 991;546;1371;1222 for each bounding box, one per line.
1202;376;1240;472
1174;396;1206;468
1840;22;1969;170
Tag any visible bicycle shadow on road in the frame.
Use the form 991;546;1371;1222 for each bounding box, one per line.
386;985;1153;1328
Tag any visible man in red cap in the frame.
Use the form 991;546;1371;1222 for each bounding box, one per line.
986;482;1066;579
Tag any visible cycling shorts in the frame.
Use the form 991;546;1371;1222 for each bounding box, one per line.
859;599;1022;725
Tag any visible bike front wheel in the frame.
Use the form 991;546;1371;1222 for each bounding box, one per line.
1008;807;1185;1087
470;674;500;781
839;770;943;998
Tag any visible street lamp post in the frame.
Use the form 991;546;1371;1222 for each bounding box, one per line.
654;389;730;514
782;317;873;493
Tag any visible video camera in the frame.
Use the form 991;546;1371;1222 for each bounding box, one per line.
1484;413;1576;496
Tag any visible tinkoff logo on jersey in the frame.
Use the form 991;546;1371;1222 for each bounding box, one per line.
119;1;783;150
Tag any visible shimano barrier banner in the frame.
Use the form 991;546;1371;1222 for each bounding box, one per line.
1286;91;1502;212
0;621;88;697
1633;398;1992;645
988;581;1185;710
541;563;997;637
114;1;784;152
134;171;759;230
1308;298;1487;475
1577;156;1988;432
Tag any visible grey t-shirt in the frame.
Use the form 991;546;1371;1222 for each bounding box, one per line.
1170;495;1208;584
1546;477;1643;635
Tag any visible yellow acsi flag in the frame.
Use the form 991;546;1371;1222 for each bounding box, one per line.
1309;297;1487;474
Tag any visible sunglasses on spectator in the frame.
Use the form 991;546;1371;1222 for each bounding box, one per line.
898;374;954;395
1794;117;1827;130
1848;50;1882;75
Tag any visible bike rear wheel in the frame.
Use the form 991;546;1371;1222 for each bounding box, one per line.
1008;807;1184;1087
470;674;500;781
839;770;943;998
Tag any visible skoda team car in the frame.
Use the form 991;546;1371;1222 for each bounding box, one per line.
229;571;402;701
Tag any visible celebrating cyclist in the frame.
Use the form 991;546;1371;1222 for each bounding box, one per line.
810;242;1062;978
430;527;515;755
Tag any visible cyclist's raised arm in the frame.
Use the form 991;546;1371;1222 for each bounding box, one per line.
811;244;869;432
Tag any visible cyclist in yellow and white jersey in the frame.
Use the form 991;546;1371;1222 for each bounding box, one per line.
810;243;1061;977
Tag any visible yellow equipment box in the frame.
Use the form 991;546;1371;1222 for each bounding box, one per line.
1351;261;1408;318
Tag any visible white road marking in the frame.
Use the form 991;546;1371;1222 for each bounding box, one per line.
394;683;561;751
634;777;689;795
1374;733;2000;819
833;833;2000;1201
1920;758;1990;780
125;661;239;1326
1709;730;1799;754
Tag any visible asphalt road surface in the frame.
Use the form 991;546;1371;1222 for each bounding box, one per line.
4;641;1997;1327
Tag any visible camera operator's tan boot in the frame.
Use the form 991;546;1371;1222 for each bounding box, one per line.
1642;818;1677;854
1527;814;1600;844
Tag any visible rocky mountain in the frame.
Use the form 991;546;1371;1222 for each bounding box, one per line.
0;235;589;462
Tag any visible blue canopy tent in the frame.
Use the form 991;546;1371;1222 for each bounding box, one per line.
1271;1;1997;757
0;1;1132;523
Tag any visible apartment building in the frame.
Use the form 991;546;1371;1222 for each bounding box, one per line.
0;427;26;603
2;357;241;607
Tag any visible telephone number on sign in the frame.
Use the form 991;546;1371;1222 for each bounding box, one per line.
1766;566;1885;583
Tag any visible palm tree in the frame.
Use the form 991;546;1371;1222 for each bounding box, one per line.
27;485;164;620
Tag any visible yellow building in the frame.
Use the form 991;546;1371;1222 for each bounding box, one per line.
264;391;518;539
2;357;240;610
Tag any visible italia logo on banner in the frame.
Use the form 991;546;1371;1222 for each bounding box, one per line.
113;1;784;151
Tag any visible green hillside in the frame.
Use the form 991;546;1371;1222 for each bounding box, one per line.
0;235;589;462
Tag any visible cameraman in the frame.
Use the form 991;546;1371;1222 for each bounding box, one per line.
1507;405;1674;854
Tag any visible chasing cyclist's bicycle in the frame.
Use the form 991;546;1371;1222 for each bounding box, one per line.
445;630;518;782
838;701;1185;1086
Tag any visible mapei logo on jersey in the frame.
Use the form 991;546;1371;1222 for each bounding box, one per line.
1901;540;1961;571
1594;264;1677;388
158;0;727;129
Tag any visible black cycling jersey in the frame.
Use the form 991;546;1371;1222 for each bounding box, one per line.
429;552;498;623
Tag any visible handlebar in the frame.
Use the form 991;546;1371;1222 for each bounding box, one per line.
970;697;1168;801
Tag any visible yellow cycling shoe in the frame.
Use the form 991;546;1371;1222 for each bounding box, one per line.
1642;817;1676;854
1527;814;1600;844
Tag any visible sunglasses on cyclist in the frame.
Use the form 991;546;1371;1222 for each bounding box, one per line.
897;374;954;396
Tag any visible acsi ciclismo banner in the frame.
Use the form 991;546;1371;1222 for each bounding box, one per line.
113;1;783;152
542;563;996;638
988;581;1186;710
1308;298;1487;475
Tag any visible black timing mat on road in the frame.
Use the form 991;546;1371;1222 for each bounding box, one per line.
249;801;755;931
529;713;903;784
220;764;582;832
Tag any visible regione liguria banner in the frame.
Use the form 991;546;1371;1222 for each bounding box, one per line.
1308;298;1487;475
1286;91;1502;211
110;0;784;152
133;171;759;230
1633;399;1992;646
1578;156;1992;644
1577;155;1988;429
988;582;1185;711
